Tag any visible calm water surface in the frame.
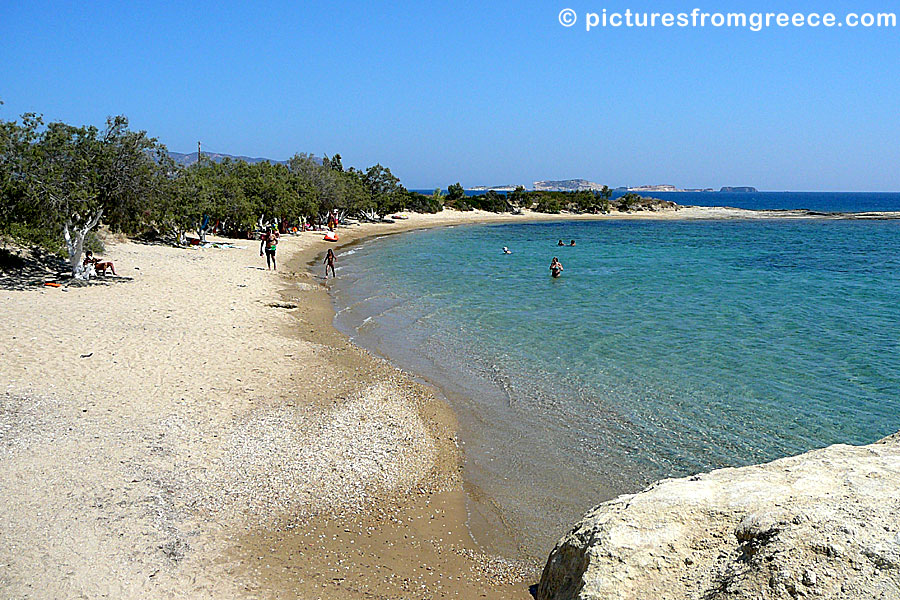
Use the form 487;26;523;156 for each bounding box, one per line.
330;218;900;558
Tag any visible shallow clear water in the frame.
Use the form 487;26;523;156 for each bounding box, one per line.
331;219;900;558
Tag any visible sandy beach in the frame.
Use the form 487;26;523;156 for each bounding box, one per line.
3;205;898;599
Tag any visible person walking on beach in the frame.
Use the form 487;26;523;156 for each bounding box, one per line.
260;227;279;270
550;257;563;278
324;248;336;279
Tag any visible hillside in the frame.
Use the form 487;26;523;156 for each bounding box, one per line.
167;151;322;167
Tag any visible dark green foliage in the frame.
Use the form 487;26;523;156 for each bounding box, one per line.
467;190;514;213
444;197;473;211
4;222;64;255
519;187;614;214
534;195;563;213
1;108;458;258
2;108;634;266
361;164;406;216
509;186;531;210
404;191;443;214
446;183;465;202
567;189;611;213
1;113;165;272
443;183;486;211
323;153;343;172
618;192;642;211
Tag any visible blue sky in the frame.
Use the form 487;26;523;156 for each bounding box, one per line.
2;0;899;190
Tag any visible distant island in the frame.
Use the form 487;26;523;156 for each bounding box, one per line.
533;179;608;192
628;184;682;193
625;185;758;193
468;185;523;192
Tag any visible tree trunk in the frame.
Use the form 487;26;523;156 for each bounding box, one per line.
196;218;208;243
64;210;103;278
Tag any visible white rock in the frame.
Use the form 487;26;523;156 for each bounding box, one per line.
537;432;900;600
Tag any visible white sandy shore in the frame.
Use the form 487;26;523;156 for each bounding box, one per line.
2;205;898;599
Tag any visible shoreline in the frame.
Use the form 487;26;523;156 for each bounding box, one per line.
2;205;899;599
293;205;900;571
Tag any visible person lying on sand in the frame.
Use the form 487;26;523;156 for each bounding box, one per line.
83;250;117;275
324;248;336;279
550;257;563;278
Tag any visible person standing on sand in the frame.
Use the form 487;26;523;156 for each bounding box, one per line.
260;227;279;270
324;248;336;279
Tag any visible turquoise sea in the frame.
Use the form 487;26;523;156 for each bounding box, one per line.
330;215;900;558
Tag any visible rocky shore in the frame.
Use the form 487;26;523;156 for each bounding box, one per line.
537;433;900;600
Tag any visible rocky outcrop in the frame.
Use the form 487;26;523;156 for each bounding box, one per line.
628;185;681;192
534;179;607;192
537;433;900;600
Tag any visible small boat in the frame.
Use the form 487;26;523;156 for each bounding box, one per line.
323;232;338;242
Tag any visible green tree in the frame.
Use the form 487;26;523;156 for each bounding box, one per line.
14;114;163;275
0;115;36;235
618;192;642;211
509;186;530;210
363;164;406;217
149;165;193;245
447;182;465;202
325;153;343;172
534;193;563;214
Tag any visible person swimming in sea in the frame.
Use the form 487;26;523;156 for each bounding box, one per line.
550;257;563;278
502;246;512;254
558;239;565;246
570;239;576;246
